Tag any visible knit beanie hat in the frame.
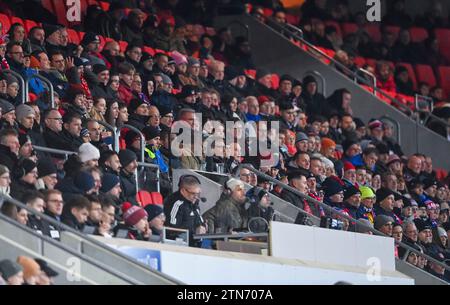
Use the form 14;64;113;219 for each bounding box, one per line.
123;204;148;227
355;218;374;233
302;75;317;86
0;259;22;280
359;186;375;200
144;204;164;222
5;74;18;85
374;215;394;230
322;177;344;198
161;73;172;85
142;125;160;141
16;159;37;179
78;143;100;163
16;256;41;279
37;158;57;178
256;68;271;80
15;104;35;122
376;187;394;203
321;137;336;151
343;161;356;171
128;98;146;114
0;164;9;177
119;149;137;168
344;184;361;200
100;173;120;193
0;99;15;114
92;64;108;75
74;171;95;193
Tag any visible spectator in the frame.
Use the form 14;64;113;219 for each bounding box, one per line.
118;149;138;206
376;61;396;93
34;258;58;285
0;128;19;171
10;159;38;200
301;75;328;117
143;204;166;241
78;143;100;169
374;187;401;224
342;185;361;221
357;186;376;223
394;66;415;96
99;150;121;175
61;195;90;231
374;215;394;237
16;256;41;285
0;259;24;285
24;191;51;236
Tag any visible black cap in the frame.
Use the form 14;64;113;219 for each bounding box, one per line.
142;126;161;141
413;218;432;233
81;32;100;46
34;258;59;277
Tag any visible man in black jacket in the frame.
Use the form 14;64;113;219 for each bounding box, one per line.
23;191;52;237
0;128;20;171
164;175;206;244
118;149;139;206
61;195;90;232
10;159;38;201
47;112;83;152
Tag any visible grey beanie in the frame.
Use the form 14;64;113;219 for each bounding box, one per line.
0;259;23;280
15;104;35;122
161;73;173;85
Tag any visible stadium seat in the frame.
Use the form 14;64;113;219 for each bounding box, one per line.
434;28;450;62
99;1;110;11
24;19;39;33
10;16;24;26
397;62;418;91
67;29;80;44
437;66;450;98
415;64;437;88
0;13;11;33
143;46;156;56
364;24;381;43
365;58;377;69
271;73;280;90
285;14;300;26
353;57;366;68
245;69;256;79
384;25;400;40
341;23;358;37
118;41;128;53
78;31;86;42
262;8;273;17
409;27;429;43
136;190;164;207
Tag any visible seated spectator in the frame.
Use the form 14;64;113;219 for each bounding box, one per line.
55;170;96;203
376;61;396;93
203;178;248;234
357;186;376;223
118;149;139;206
0;259;24;285
301;75;329;117
374;188;402;223
394;66;415;96
115;203;149;240
99;150;121;175
47;112;83;152
24;191;51;236
78;143;100;169
61;194;90;231
247;187;275;226
16;256;41;285
10;159;38;200
84;194;103;230
374;215;394;237
143;204;166;241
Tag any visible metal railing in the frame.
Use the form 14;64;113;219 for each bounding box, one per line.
2;69;26;104
137;161;161;193
92;119;119;153
118;124;145;162
0;194;181;284
32;145;77;160
25;73;55;108
193;232;268;242
238;163;450;275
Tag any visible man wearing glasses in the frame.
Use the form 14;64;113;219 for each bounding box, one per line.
164;175;206;246
5;42;25;76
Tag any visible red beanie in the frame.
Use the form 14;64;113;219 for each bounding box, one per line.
123;205;148;227
343;161;356;171
257;95;271;105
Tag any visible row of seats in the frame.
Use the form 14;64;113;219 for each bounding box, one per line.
314;45;450;98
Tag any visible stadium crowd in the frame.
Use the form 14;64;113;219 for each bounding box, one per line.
0;0;449;284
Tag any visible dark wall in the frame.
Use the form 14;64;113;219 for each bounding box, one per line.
215;15;450;170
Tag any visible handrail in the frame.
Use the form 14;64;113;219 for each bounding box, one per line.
92;119;118;153
415;94;434;113
32;145;77;160
193;232;268;241
137;161;161;193
239;163;450;273
118;124;145;162
380;115;401;144
0;212;141;284
358;68;377;96
2;69;26;104
0;193;181;284
303;70;326;96
25;73;55;108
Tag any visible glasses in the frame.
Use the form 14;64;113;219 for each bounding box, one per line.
184;189;201;197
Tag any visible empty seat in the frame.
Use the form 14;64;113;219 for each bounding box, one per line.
143;46;156;56
0;13;11;33
136;191;163;207
341;23;358;37
263;8;273;17
397;62;418;91
434;28;450;62
409;27;429;43
437;66;450;98
364;24;381;43
67;29;80;44
415;64;437;88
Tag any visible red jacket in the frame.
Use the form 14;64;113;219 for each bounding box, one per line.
118;82;133;106
377;75;396;93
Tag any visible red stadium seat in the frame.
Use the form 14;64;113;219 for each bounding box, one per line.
0;13;11;33
118;40;128;53
143;46;156;56
10;16;24;26
353;57;366;68
245;69;256;79
384;26;400;40
415;64;437;88
271;74;280;90
78;31;86;42
136;191;164;207
67;29;80;44
397;62;418;91
409;27;429;43
98;34;106;51
437;66;450;98
365;58;377;69
263;8;273;17
99;1;110;11
285;14;300;26
434;28;450;62
87;0;100;6
341;23;358;37
24;19;39;33
364;24;381;43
